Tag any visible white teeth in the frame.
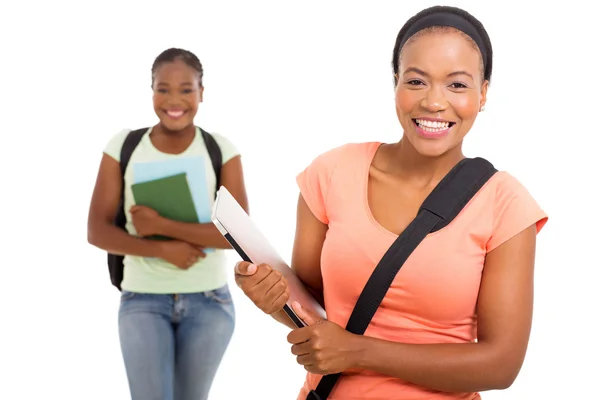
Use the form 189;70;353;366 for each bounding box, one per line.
167;111;184;117
415;119;451;131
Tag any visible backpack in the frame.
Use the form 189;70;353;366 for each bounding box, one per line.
107;126;223;291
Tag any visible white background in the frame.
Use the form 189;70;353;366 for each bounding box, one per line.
2;0;598;399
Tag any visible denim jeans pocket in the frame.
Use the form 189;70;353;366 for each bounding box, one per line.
204;285;233;304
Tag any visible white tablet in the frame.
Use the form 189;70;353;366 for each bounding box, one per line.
211;186;326;327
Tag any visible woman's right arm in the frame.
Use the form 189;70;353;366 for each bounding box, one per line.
290;192;327;307
235;193;327;329
87;153;163;257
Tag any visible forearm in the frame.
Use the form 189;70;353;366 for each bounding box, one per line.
158;219;231;249
352;337;513;393
88;223;161;258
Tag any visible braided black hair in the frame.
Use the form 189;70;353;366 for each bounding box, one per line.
392;6;493;86
151;48;204;87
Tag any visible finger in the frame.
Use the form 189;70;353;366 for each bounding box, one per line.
234;261;257;276
245;270;290;314
292;301;324;326
194;249;206;258
130;205;140;213
287;326;311;345
270;285;291;313
234;264;272;289
263;275;289;309
290;343;310;356
249;268;283;295
296;354;313;367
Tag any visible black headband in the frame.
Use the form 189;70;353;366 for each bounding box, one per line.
399;12;489;78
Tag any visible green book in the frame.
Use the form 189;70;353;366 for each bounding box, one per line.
131;173;199;240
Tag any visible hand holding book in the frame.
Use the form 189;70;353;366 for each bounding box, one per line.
130;205;164;237
155;240;206;269
129;204;206;268
130;173;200;241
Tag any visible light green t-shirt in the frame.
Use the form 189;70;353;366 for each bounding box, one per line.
104;126;240;294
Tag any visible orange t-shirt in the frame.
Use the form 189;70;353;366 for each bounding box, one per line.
295;142;548;400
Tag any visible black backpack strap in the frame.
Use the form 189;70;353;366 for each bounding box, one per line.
116;127;146;225
108;128;146;291
307;157;497;400
199;127;223;198
119;128;147;176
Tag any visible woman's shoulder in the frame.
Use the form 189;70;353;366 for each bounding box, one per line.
474;169;543;214
201;130;241;164
486;170;534;200
299;141;381;183
103;128;139;162
205;130;232;144
309;141;381;166
482;169;548;251
109;128;135;144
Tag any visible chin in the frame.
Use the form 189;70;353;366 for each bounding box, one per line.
409;136;458;159
415;146;450;158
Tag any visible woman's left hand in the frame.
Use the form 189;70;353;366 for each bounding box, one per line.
287;301;361;375
130;205;164;237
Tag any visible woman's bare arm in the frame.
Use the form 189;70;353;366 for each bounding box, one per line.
87;153;162;257
349;224;538;392
267;193;328;328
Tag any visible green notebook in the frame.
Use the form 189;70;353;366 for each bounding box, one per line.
131;173;199;240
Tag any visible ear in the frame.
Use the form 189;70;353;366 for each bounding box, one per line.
198;86;204;103
479;80;489;111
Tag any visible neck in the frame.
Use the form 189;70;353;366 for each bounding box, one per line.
155;123;196;139
388;136;465;184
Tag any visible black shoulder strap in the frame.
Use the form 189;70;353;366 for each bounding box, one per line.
108;128;147;291
118;126;222;199
119;128;147;177
199;127;223;197
307;157;497;400
115;128;146;228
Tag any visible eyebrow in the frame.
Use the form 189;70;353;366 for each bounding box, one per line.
156;82;194;87
404;67;474;80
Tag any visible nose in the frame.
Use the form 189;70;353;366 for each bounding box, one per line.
165;95;183;107
420;85;448;113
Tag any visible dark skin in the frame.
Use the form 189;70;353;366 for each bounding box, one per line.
88;59;249;269
235;30;537;393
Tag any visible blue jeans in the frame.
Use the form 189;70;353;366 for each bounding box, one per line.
118;285;235;400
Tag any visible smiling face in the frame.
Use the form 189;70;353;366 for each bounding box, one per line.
395;29;488;157
152;58;203;132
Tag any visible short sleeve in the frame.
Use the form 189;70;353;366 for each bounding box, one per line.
103;129;130;162
211;133;240;165
296;146;345;224
486;172;548;252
